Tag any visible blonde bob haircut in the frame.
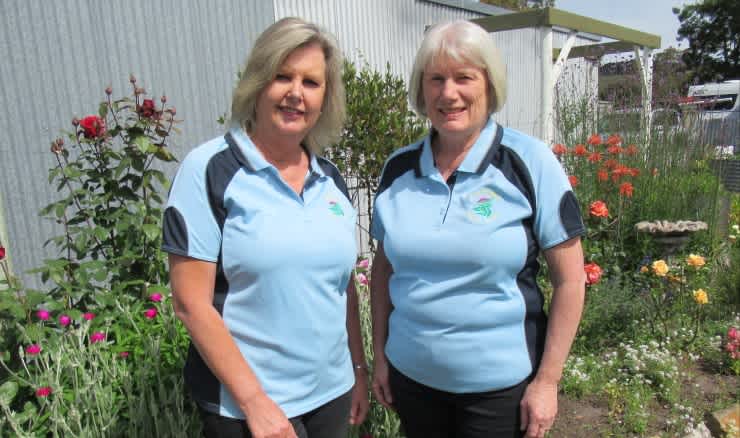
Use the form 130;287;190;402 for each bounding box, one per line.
230;17;345;152
408;20;507;118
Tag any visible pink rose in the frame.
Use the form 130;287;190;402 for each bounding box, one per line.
36;309;50;321
90;332;106;344
356;259;370;269
59;315;71;327
144;308;158;319
356;273;369;286
83;312;95;321
149;293;163;302
584;263;603;286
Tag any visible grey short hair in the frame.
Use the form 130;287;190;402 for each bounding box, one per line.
230;17;346;152
408;20;507;118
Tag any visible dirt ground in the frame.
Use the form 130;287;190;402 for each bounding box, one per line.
548;362;738;437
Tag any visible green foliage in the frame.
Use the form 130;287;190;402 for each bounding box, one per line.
673;0;740;83
325;60;426;251
478;0;554;10
30;81;177;311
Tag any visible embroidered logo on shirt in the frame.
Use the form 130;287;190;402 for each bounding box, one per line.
467;188;499;223
328;199;345;216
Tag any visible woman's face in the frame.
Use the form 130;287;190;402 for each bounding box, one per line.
254;43;327;142
422;55;490;142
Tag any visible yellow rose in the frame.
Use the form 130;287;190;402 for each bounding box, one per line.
685;254;706;268
693;289;709;305
640;266;649;274
651;260;669;277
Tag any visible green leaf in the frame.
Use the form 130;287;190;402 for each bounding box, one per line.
98;102;109;119
142;224;160;241
0;381;18;406
133;135;153;154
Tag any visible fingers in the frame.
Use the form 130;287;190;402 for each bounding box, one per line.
371;379;394;409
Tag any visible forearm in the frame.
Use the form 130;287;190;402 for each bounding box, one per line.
535;280;585;384
176;303;266;410
370;246;393;360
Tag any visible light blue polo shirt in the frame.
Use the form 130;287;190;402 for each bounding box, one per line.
371;117;584;393
162;127;356;418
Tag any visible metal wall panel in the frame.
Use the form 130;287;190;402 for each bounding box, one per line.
1;0;599;280
0;0;273;287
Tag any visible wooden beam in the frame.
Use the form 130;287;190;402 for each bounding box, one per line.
472;7;660;49
552;41;637;60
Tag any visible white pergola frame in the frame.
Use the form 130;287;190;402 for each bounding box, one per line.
473;8;661;145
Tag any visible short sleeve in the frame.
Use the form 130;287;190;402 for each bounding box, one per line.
370;205;385;243
161;150;223;262
530;147;585;249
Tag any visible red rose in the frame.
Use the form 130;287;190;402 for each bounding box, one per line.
589;201;609;218
584;262;603;285
138;98;157;118
79;115;106;139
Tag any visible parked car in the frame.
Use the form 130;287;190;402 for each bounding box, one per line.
680;80;740;155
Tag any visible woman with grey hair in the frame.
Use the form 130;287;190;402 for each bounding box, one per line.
162;17;368;438
370;19;586;438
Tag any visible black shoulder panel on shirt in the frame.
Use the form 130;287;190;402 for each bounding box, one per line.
485;144;537;216
317;157;351;202
205;143;244;231
376;146;423;197
559;190;586;237
162;207;188;253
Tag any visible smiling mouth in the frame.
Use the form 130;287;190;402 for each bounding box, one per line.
279;106;305;115
439;107;466;116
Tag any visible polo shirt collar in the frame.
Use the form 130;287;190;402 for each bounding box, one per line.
418;117;500;177
225;126;324;177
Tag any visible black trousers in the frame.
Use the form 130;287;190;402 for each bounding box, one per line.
389;364;527;438
198;390;351;438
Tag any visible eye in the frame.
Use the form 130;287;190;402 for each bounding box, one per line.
303;78;320;87
275;73;291;82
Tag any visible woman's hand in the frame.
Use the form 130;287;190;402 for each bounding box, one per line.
520;378;558;438
349;369;370;425
242;392;298;438
371;355;394;409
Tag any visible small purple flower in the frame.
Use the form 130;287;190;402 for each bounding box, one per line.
25;344;42;355
89;332;106;344
59;315;71;327
36;309;50;321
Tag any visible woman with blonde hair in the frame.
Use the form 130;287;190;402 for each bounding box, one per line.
370;20;586;438
162;17;368;438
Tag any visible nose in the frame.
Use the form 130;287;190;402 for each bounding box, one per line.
286;80;302;101
440;79;457;100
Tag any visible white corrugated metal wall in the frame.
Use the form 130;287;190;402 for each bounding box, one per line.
0;0;598;285
0;0;274;287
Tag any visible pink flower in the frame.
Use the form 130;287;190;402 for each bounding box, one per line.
0;246;5;260
118;351;129;358
35;386;53;397
728;327;739;340
25;344;42;355
149;293;163;302
356;259;370;269
90;332;106;344
59;315;71;327
144;308;158;319
36;309;50;321
83;312;95;321
356;273;369;286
